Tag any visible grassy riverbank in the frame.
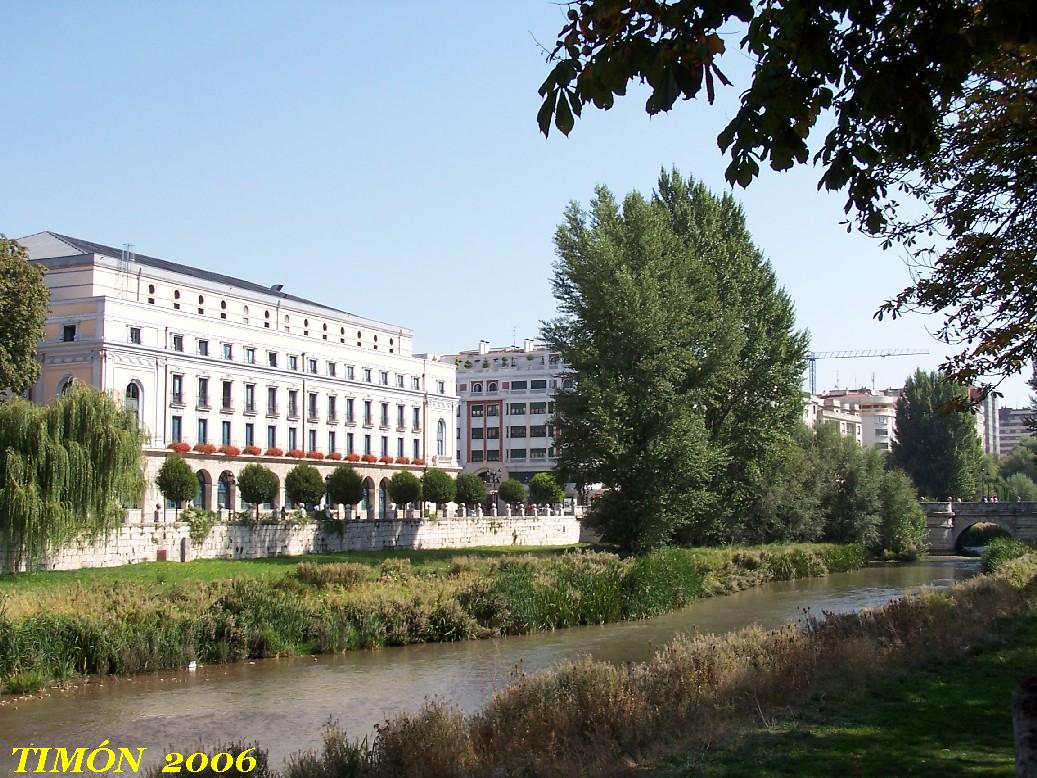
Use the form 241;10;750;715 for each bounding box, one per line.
0;543;863;694
144;552;1036;778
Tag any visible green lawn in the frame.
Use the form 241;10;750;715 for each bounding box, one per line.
0;545;585;595
658;612;1037;777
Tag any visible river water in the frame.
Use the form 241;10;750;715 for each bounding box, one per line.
0;557;977;772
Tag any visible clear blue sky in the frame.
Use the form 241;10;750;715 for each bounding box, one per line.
2;1;1029;406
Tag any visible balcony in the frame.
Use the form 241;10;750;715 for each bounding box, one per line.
327;414;338;424
287;406;300;420
308;414;320;424
363;418;374;428
220;402;234;414
346;416;357;426
197;398;210;411
170;393;184;407
412;425;421;432
397;425;407;432
244;402;257;415
266;405;279;418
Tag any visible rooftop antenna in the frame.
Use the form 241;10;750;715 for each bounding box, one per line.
512;326;517;347
872;372;876;392
119;243;134;295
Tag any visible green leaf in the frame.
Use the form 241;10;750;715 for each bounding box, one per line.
555;92;575;136
538;89;558;137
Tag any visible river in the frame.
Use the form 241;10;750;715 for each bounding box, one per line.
0;557;977;772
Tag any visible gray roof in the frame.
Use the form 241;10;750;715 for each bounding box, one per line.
32;231;358;319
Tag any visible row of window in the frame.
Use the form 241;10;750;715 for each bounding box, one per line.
468;448;555;463
160;333;442;392
471;425;552;439
171;416;428;458
467;379;558;393
169;375;425;429
469;402;555;417
146;283;397;352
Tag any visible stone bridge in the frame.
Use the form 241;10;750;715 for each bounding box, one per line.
923;501;1037;553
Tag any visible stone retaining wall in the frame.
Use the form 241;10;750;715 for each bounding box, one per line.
0;515;582;573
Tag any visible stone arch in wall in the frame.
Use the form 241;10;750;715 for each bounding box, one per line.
217;470;236;511
378;478;389;519
437;419;446;456
195;469;213;510
362;477;375;520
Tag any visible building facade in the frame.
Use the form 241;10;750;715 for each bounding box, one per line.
448;340;565;485
20;232;459;515
999;407;1033;457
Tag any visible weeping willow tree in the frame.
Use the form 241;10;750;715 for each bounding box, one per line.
0;385;145;566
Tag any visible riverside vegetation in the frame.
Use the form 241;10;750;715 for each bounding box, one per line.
142;550;1037;778
0;543;863;694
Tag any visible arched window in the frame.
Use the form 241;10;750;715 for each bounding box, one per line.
124;382;141;420
437;419;446;456
378;479;388;519
58;376;76;397
488;382;498;392
472;382;483;393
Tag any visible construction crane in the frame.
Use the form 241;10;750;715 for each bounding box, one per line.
807;349;930;395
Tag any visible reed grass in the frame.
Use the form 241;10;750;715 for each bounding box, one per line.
167;551;1037;778
0;543;864;691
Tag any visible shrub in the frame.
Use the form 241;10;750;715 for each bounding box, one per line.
181;506;219;544
528;473;565;505
498;479;526;504
379;558;413;581
621;547;704;617
3;670;47;695
219;445;241;456
296;561;371;588
238;463;279;519
388;471;422;506
456;473;488;506
167;441;191;454
285;464;324;507
264;447;284;457
422;469;455;508
982;536;1031;573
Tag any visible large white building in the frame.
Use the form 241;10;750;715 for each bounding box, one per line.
19;232;459;517
447;340;566;485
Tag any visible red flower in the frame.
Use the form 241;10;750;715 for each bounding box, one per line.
395;456;411;465
413;457;426;466
243;445;262;455
287;449;306;458
265;447;284;457
167;442;191;454
306;451;325;460
361;454;378;463
327;452;343;461
346;453;361;463
219;445;241;457
193;443;217;454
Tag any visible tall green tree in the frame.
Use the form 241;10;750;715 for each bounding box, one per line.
0;385;144;564
542;171;807;550
528;472;565;505
879;469;927;557
0;237;49;396
537;2;1037;389
155;455;196;519
497;478;526;505
237;463;279;519
890;370;984;499
421;468;455;512
455;473;487;507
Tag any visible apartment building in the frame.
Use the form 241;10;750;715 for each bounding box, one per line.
999;407;1033;456
19;232;458;515
448;340;566;485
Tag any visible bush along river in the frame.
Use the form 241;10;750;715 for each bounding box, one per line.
0;553;977;773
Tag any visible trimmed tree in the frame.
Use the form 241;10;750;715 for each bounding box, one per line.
327;465;364;516
0;237;50;395
155;455;196;520
388;471;422;508
455;473;487;507
421;468;455;514
238;463;279;519
285;463;324;509
498;479;526;506
528;473;565;506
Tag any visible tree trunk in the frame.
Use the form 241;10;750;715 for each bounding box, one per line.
1014;676;1037;777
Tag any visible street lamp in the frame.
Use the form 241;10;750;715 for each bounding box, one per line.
487;469;502;511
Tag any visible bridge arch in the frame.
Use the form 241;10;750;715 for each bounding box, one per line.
953;520;1014;553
